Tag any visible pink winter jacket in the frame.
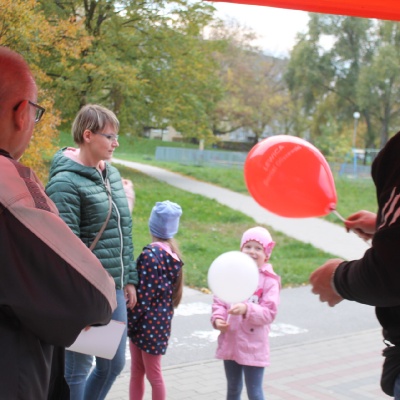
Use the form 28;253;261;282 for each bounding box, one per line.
211;263;281;367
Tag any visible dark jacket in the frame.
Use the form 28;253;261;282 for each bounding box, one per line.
333;131;400;395
0;150;116;399
46;148;138;289
127;244;183;355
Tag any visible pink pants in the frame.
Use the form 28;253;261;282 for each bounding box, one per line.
129;341;166;400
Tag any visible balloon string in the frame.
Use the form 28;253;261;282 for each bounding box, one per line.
332;209;346;222
226;305;232;323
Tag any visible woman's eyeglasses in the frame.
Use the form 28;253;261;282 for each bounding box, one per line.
94;132;119;143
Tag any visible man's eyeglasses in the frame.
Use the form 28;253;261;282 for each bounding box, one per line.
14;100;46;124
94;132;119;143
29;101;46;123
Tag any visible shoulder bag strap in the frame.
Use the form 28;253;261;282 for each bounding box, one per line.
89;178;112;251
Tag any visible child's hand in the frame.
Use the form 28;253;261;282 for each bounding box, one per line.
122;178;135;213
228;303;247;316
124;284;137;309
214;318;230;333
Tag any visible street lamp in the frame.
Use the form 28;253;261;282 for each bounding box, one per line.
352;111;361;148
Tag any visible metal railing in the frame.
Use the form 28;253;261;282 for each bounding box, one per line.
155;147;373;178
155;147;247;169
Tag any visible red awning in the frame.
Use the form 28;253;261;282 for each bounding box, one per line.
211;0;400;21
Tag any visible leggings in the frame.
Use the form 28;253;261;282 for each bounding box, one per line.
129;341;166;400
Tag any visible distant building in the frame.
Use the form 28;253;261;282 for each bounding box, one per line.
145;125;274;144
144;126;183;142
217;126;275;143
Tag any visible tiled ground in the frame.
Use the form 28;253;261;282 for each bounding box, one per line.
107;328;388;400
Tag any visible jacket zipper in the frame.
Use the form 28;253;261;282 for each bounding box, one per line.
113;203;125;288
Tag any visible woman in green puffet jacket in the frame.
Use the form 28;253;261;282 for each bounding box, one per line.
46;104;138;400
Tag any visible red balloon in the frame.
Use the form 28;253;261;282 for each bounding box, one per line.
244;135;337;218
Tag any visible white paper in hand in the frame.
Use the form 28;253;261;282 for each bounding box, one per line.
67;320;126;360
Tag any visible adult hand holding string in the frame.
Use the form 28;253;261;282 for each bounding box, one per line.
344;210;376;241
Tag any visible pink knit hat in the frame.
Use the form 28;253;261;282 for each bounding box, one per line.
240;227;275;258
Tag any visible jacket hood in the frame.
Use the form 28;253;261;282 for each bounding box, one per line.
48;148;106;183
260;263;281;286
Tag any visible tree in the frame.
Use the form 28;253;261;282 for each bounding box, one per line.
286;14;400;149
0;0;90;180
209;19;292;143
40;0;222;141
356;22;400;146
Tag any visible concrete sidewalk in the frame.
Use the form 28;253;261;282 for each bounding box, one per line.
107;328;386;400
107;159;385;400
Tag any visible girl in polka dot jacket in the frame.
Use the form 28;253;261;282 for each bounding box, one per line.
127;200;184;400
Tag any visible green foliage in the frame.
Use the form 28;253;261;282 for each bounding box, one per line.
310;96;353;160
209;22;291;141
8;1;400;180
39;0;222;140
286;14;400;149
0;0;90;180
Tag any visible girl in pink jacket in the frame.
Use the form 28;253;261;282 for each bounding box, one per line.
211;226;281;400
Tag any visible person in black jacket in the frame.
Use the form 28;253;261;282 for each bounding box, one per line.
0;46;116;400
310;131;400;399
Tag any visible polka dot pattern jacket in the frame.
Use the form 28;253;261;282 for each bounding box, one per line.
127;243;183;355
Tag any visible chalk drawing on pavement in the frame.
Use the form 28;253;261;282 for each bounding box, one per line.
124;302;309;358
174;302;211;316
270;323;308;337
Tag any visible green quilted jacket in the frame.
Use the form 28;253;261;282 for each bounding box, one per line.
46;148;138;289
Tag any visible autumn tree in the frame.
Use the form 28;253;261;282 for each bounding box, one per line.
0;0;91;180
209;19;292;143
39;0;222;141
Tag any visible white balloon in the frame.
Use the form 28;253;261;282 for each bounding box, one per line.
207;251;259;303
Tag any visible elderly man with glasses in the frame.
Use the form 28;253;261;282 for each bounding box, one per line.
0;47;117;399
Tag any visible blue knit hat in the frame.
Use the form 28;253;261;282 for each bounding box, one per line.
149;200;182;239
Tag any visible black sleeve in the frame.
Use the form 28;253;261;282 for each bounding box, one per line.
334;225;400;307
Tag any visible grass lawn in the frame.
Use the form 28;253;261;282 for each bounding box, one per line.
56;132;377;290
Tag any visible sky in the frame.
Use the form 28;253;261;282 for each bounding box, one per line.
210;2;310;57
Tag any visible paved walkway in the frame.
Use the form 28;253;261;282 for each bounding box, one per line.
108;328;386;400
106;160;386;400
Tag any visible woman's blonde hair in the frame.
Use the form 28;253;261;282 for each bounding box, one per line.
72;104;119;144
